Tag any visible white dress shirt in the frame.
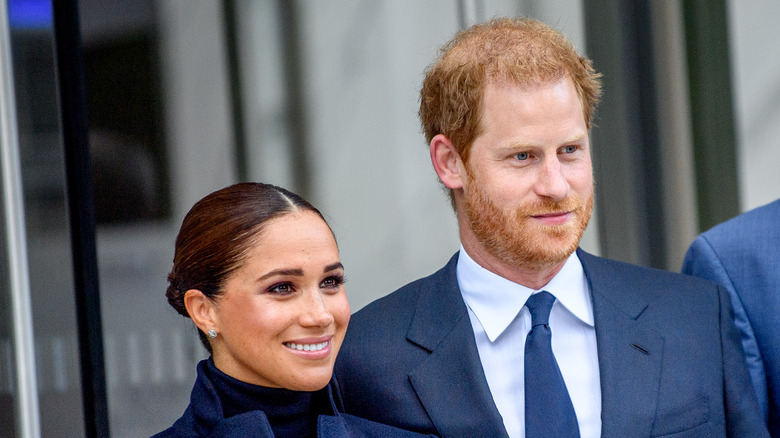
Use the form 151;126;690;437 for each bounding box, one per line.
457;246;601;438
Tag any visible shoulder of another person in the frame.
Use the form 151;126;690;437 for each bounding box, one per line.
700;198;780;243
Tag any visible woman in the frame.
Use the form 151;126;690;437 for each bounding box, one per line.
154;183;429;437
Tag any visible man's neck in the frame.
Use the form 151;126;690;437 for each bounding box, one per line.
460;239;569;290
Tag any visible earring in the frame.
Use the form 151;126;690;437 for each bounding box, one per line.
207;329;217;339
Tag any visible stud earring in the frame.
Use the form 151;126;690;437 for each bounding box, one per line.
207;329;217;339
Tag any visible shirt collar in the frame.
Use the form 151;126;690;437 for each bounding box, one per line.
457;246;593;342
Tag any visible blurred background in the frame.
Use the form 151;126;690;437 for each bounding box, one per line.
1;0;779;436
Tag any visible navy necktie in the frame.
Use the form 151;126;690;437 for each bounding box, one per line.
524;291;580;438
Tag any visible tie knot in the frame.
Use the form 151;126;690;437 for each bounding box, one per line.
525;291;556;327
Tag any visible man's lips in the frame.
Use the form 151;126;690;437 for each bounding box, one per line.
530;211;572;224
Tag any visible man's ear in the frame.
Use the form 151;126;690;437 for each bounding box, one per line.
184;289;218;334
430;134;465;190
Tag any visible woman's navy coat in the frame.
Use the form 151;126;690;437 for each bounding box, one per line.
153;360;432;437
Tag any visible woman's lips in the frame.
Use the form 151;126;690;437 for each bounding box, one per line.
283;336;333;358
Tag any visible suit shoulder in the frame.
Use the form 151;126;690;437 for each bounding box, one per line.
349;254;458;326
699;199;780;245
579;250;721;302
582;250;712;283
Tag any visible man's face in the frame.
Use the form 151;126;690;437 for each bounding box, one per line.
460;77;593;271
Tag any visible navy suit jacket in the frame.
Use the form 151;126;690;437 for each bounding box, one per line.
335;249;768;437
682;198;780;436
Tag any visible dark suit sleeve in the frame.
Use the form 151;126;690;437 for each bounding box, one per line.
718;283;770;437
683;235;769;422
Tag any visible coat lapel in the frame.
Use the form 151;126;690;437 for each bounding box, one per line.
406;254;509;438
578;250;664;437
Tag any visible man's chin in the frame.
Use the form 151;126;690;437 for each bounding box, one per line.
524;248;576;268
520;234;581;266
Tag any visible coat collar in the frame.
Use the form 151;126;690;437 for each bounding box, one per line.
168;359;341;437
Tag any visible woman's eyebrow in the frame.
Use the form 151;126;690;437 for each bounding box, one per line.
323;262;344;273
258;268;304;281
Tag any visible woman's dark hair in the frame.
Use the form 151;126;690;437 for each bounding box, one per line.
166;182;327;352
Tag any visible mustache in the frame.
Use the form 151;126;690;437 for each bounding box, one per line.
516;196;584;216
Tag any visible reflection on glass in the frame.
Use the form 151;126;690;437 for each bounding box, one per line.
0;155;16;438
6;0;85;435
78;2;206;436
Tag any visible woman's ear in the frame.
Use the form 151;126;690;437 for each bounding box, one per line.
430;134;465;190
184;289;217;334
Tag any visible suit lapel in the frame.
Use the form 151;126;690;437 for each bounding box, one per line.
578;250;663;437
406;254;508;438
404;250;665;437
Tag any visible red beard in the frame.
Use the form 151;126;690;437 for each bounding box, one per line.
464;181;593;270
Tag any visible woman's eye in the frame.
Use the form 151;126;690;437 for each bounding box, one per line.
268;283;294;295
320;275;344;289
515;152;530;161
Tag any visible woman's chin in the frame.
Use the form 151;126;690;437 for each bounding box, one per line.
287;380;331;392
284;369;334;392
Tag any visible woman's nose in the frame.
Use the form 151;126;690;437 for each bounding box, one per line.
299;292;335;327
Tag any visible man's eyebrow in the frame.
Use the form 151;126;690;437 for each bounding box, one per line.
502;133;587;151
563;132;587;143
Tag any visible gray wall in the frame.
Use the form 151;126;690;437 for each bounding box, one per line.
728;0;780;211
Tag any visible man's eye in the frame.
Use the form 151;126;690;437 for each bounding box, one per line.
562;145;577;154
515;152;530;160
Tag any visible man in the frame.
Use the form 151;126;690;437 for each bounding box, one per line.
335;17;767;437
682;198;780;437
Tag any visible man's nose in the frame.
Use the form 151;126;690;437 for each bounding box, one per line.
533;157;569;201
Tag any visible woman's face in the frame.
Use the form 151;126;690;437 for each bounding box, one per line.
209;211;350;391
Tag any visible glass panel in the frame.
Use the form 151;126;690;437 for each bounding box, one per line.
0;139;17;438
6;0;85;435
78;1;210;436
